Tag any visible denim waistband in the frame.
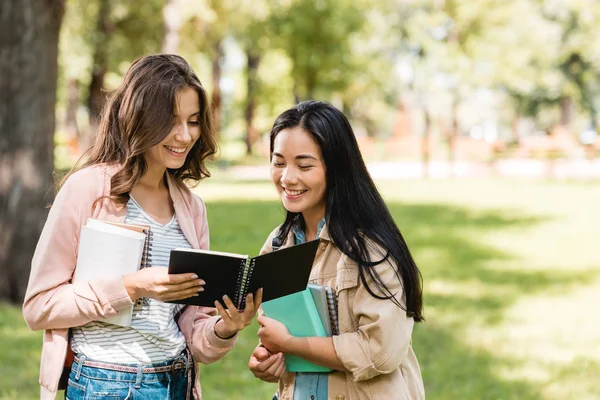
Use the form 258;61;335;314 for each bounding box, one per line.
70;350;193;397
73;351;189;375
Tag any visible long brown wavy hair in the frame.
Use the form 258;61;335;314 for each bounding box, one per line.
61;54;216;207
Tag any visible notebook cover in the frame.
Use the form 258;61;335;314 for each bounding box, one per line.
262;288;332;373
74;223;146;326
247;239;320;302
167;249;248;307
308;284;332;336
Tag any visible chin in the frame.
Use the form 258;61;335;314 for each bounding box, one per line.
165;160;187;170
281;201;305;214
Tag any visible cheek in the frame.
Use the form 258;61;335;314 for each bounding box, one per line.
147;145;163;160
191;127;201;142
269;167;281;185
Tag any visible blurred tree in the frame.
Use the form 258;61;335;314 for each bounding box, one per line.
162;0;183;53
179;0;234;139
549;1;600;130
58;0;163;155
270;0;363;102
229;0;272;154
0;0;66;302
87;0;112;148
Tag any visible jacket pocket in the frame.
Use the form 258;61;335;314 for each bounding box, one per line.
335;267;359;333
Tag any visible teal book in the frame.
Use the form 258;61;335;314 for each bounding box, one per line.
262;287;332;373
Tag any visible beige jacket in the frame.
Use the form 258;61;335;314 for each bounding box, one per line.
260;225;425;400
22;165;237;400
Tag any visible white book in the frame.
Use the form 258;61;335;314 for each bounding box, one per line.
73;219;147;326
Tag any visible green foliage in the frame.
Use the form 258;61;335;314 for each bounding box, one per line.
4;178;600;399
269;0;365;100
55;0;600;146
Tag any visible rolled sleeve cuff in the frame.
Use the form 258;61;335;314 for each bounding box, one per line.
333;333;380;381
101;276;134;311
204;316;238;349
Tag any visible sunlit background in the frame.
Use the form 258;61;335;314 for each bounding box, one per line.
1;0;599;399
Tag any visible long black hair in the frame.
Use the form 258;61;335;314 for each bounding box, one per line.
270;101;423;322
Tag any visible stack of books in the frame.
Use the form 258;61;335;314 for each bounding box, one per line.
73;219;151;326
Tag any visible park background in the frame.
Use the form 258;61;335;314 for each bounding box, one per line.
1;0;599;399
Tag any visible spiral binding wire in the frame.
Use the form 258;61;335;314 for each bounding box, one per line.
238;259;256;310
234;258;247;309
326;287;340;335
136;229;153;307
141;229;153;269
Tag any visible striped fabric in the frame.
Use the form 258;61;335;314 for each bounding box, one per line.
70;196;190;364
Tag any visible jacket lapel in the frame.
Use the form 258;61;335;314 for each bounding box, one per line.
166;174;199;249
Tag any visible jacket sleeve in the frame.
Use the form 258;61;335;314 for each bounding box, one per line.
22;169;133;331
177;306;237;364
332;249;415;381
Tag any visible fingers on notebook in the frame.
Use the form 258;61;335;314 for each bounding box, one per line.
166;272;202;284
214;298;233;321
255;288;264;308
165;287;203;301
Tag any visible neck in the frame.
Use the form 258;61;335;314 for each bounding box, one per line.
302;210;324;241
137;164;167;191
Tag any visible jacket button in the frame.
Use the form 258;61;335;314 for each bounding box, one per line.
336;395;345;400
319;241;328;251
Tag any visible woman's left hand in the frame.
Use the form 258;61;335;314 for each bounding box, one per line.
214;288;263;339
257;315;292;354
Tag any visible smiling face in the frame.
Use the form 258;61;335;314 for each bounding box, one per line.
144;86;201;172
270;126;327;224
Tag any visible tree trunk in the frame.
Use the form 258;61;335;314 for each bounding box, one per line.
0;0;65;303
511;116;521;144
86;0;111;152
448;97;459;175
65;78;81;156
422;107;432;178
559;96;573;129
245;53;261;155
162;0;182;54
211;41;224;139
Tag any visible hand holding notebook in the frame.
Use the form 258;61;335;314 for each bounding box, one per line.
261;284;340;372
167;239;320;310
74;219;151;326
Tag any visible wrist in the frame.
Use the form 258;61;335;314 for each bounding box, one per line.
281;334;300;354
122;273;139;301
214;318;236;340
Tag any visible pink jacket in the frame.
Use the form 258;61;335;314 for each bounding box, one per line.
22;164;237;400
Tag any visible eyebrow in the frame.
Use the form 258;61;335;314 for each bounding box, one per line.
272;152;318;161
173;111;201;118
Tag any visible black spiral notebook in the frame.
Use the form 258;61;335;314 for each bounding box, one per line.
167;239;320;310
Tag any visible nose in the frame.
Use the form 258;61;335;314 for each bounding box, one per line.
280;166;298;185
174;121;192;143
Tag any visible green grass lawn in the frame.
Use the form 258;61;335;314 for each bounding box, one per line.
2;177;599;399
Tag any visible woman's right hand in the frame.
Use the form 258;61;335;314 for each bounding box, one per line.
122;266;204;302
248;345;286;383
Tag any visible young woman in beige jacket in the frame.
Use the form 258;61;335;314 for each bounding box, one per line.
248;101;425;400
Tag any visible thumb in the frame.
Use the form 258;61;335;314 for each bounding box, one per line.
255;346;270;360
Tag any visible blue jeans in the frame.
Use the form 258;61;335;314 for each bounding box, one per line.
65;352;191;400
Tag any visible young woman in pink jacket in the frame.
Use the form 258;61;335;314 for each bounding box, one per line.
248;101;425;399
23;54;261;400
